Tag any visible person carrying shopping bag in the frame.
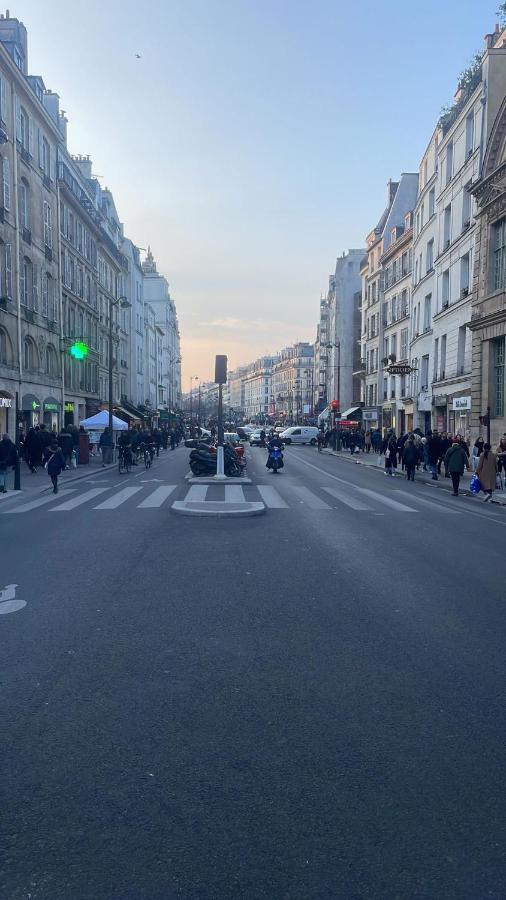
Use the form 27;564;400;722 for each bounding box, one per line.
43;439;66;494
476;443;497;502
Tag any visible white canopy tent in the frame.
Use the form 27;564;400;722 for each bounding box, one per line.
79;410;128;431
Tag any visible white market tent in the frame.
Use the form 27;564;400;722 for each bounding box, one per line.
79;410;128;431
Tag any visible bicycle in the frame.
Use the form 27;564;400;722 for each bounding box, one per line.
140;442;152;469
118;445;132;474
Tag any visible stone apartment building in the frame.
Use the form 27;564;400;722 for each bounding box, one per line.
379;213;413;433
326;249;363;415
272;342;314;422
360;175;418;431
469;27;506;445
313;297;330;414
0;14;61;435
409;128;440;433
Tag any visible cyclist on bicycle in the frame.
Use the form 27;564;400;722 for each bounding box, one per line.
117;428;133;467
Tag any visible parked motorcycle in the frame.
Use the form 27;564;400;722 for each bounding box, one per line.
189;441;244;477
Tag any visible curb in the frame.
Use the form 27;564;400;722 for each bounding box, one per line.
171;500;265;517
185;474;252;484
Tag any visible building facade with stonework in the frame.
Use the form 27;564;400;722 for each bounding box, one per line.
470;27;506;446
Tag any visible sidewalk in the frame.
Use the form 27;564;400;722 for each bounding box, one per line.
322;448;506;506
0;453;117;505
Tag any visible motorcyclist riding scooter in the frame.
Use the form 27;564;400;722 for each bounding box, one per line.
266;434;284;473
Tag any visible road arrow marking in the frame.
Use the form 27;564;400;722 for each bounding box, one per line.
0;583;25;615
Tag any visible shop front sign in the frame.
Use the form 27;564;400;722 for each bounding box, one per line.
64;402;75;413
0;397;12;408
452;396;471;411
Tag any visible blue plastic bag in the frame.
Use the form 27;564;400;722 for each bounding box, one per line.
470;474;481;494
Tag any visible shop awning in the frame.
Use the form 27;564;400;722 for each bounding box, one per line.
22;393;41;412
341;406;362;419
120;399;148;420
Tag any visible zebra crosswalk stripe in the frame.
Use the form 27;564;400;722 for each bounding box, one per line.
4;488;76;514
94;486;143;509
50;487;110;511
290;485;332;509
354;486;416;512
392;490;459;514
186;485;208;502
321;486;372;511
137;485;177;508
256;485;288;508
225;485;245;503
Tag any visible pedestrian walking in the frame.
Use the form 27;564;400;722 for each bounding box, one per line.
371;429;382;453
383;434;398;477
58;426;73;469
444;438;469;496
0;433;17;493
24;426;43;472
402;437;418;481
427;431;442;480
472;437;485;472
99;427;113;465
476;443;497;502
43;439;66;493
364;429;371;453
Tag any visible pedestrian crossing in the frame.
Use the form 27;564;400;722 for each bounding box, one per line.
2;479;502;518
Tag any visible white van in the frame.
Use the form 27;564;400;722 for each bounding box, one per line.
279;426;319;445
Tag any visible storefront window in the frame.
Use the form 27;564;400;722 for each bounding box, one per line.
492;337;505;417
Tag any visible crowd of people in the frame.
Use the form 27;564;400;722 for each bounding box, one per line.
319;424;506;499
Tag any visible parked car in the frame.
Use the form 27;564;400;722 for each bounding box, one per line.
224;432;241;446
279;426;319;445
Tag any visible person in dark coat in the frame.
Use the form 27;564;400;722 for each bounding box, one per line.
24;426;43;472
38;423;52;452
384;434;398;476
0;433;17;492
58;427;73;469
43;439;66;493
427;431;442;480
444;438;469;496
438;431;452;475
99;427;113;466
402;437;418;481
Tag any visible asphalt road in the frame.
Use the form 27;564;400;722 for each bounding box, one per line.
1;444;505;900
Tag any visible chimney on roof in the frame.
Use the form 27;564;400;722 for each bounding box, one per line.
387;179;399;206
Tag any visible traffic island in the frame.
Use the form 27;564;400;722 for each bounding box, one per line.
185;473;252;484
171;499;265;517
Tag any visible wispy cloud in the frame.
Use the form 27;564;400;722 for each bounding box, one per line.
198;317;291;332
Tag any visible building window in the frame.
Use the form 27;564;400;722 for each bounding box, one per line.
400;328;408;360
23;337;37;371
43;200;52;248
2;156;10;210
46;344;58;376
0;326;11;364
443;204;451;248
457;326;466;374
423;294;432;331
492;337;505;417
465;113;474;157
429;188;435;218
440;335;447;379
41;137;50;176
421;355;429;389
462;184;472;229
493;218;506;292
20;256;31;306
460;253;470;296
4;242;11;298
446;141;453;185
426;239;434;272
433;338;439;380
442;269;450;307
17;105;29;150
19;179;28;229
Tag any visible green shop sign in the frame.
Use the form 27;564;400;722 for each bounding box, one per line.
64;402;75;413
44;402;59;412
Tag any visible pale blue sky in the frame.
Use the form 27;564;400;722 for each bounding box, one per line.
13;0;501;381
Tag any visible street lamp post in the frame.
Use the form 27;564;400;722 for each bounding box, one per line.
109;295;131;440
189;376;198;428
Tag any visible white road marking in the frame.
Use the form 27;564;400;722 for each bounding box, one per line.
257;485;289;508
186;485;208;501
94;486;143;509
290;486;332;509
225;485;245;503
354;486;416;512
137;486;177;508
321;486;373;511
50;487;110;511
4;489;76;514
393;491;459;514
0;583;25;615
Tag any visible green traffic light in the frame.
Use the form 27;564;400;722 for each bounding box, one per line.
69;341;89;360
